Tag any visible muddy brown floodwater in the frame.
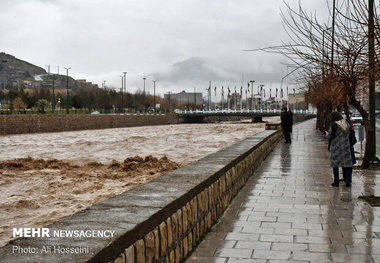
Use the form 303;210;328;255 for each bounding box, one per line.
0;120;276;246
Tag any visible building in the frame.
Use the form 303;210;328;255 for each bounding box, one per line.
164;91;203;105
288;93;308;110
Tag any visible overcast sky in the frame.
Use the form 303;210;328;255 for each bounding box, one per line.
0;0;328;98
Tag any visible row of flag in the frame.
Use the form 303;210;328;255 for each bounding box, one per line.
206;84;296;99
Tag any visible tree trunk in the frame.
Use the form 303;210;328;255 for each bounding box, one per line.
351;96;371;168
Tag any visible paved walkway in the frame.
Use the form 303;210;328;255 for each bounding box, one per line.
187;119;380;263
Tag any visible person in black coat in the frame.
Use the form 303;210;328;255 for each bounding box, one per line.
281;107;292;143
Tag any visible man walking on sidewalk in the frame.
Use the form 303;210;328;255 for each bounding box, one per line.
281;106;292;143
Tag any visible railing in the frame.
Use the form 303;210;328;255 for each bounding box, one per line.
176;109;317;115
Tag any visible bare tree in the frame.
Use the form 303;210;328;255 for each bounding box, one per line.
249;0;379;168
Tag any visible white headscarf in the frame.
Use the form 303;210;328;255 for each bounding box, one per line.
336;119;349;132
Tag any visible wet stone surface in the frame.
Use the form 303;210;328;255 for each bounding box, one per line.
187;119;380;263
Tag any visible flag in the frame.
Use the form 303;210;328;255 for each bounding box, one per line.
214;86;217;96
276;88;278;97
281;88;283;98
264;89;266;98
270;88;271;98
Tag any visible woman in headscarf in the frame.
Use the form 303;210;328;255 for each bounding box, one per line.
325;111;352;187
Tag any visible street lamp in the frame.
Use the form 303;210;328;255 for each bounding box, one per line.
153;80;156;113
64;67;71;114
259;84;264;111
120;75;124;112
51;74;56;113
143;77;146;112
249;80;255;111
123;72;127;108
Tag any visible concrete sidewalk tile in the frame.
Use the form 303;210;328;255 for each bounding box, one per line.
267;261;308;263
292;222;323;230
214;248;253;259
251;250;291;260
235;241;271;250
261;222;291;229
275;228;307;236
271;242;308;251
227;259;266;263
197;240;237;249
293;251;332;262
224;233;260;241
246;216;277;222
241;226;275;234
260;234;293;243
308;243;346;253
186;257;227;263
331;253;372;262
295;235;329;244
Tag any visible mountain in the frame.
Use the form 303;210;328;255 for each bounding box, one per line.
0;52;97;90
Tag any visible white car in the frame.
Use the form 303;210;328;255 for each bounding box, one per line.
351;113;362;123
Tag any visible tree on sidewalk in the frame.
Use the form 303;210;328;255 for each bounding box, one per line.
253;0;379;168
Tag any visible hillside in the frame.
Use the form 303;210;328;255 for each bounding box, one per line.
0;52;97;90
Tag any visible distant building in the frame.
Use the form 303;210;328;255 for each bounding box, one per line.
164;90;202;105
288;93;308;110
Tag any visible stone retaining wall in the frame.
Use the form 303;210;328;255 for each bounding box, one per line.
0;128;282;263
0;114;179;135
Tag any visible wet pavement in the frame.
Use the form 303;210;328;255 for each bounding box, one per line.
186;119;380;263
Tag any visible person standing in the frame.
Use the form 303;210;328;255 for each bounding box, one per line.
281;107;292;143
325;111;352;187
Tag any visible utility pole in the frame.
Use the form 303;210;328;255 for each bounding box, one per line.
153;80;156;113
64;67;71;114
368;0;376;161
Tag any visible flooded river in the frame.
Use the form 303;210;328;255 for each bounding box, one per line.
0;121;272;246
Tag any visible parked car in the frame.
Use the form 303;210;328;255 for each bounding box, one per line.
351;112;363;123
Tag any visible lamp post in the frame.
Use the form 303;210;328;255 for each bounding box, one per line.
249;80;255;111
143;77;146;112
52;74;56;113
168;92;171;113
120;75;124;112
64;67;71;114
259;84;264;111
153;80;156;113
123;72;127;109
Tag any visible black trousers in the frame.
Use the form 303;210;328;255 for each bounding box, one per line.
283;128;291;143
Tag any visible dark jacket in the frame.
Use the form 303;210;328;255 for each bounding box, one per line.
281;111;292;130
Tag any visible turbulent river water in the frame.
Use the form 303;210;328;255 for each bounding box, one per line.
0;120;275;246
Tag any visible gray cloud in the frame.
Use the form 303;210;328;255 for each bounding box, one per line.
0;0;329;96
